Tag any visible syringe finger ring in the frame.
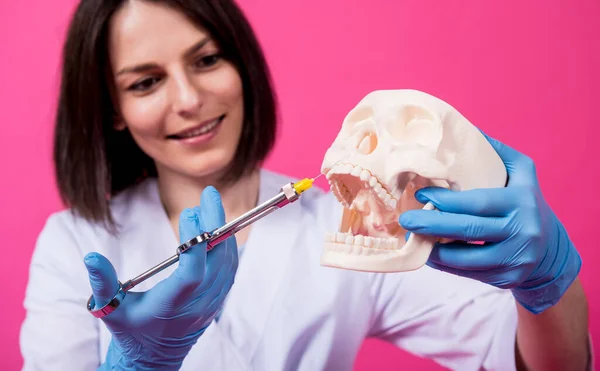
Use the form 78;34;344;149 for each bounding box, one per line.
178;232;212;254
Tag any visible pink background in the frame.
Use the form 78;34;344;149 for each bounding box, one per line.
1;0;598;369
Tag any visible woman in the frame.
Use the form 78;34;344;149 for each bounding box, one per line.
20;1;589;370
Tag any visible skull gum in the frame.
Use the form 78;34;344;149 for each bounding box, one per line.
320;89;507;273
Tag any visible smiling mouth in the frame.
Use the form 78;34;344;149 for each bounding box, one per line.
167;115;225;139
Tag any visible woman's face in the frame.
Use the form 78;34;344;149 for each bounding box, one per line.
108;1;244;182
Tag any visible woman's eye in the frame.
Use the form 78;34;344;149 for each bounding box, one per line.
194;54;221;69
128;77;160;92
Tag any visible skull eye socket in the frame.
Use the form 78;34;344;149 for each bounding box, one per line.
343;105;374;128
343;106;378;154
385;105;437;146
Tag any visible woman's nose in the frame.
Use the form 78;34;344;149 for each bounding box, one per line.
171;73;202;116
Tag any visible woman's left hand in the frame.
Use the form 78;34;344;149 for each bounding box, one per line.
399;132;582;314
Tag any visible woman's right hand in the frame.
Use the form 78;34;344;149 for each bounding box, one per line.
83;186;239;371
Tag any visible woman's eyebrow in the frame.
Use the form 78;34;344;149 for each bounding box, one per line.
116;37;212;76
182;37;212;59
116;62;157;76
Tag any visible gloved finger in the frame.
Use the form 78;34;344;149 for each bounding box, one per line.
180;207;202;243
399;209;511;242
206;262;237;316
426;259;521;289
174;208;207;285
180;184;230;282
414;187;515;216
155;208;207;309
188;237;236;318
159;188;231;307
206;240;236;309
428;240;508;270
199;187;234;285
224;234;240;279
479;130;536;186
198;186;226;240
83;252;120;309
202;234;234;298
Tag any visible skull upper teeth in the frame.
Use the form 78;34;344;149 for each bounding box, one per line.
325;163;398;211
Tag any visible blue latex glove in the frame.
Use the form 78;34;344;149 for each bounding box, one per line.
84;186;238;370
399;132;582;314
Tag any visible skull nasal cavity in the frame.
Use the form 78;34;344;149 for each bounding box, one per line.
357;132;377;154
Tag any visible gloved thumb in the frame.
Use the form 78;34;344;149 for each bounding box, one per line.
84;252;120;309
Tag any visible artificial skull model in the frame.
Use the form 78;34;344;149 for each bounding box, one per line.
320;89;508;273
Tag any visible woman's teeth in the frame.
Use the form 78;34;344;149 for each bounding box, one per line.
175;117;222;138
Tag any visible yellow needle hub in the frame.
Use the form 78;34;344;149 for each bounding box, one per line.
293;178;314;194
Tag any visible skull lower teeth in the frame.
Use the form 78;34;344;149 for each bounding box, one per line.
324;231;399;250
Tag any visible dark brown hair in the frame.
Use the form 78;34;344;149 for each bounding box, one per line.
54;0;278;231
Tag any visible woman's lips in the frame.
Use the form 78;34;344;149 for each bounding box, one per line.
167;115;225;145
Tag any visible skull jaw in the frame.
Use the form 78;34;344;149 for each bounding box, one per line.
321;157;447;273
320;201;437;272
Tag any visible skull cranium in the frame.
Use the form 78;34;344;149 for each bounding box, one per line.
320;89;507;273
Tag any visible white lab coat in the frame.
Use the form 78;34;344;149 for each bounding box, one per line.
20;169;519;371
